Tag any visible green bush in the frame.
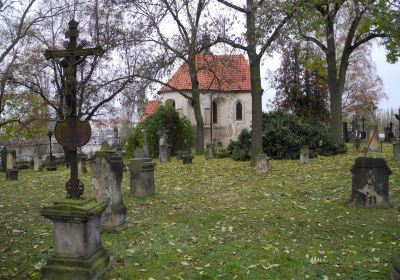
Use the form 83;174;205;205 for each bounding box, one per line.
125;105;193;158
228;111;346;161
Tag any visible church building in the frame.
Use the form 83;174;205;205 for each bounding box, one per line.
147;54;252;146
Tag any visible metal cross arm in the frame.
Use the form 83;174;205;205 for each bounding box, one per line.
44;47;105;61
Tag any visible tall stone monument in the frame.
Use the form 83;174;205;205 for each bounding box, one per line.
40;20;109;280
91;151;127;231
159;130;168;163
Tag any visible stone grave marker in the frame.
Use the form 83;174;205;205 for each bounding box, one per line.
0;146;6;172
366;127;380;152
79;153;88;173
5;149;18;180
394;142;400;162
129;158;156;197
91;151;127;231
40;20;109;280
349;157;391;207
34;156;43;172
159;131;168;163
256;154;269;173
205;143;214;160
299;147;310;164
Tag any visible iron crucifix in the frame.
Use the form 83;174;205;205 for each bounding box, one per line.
44;20;104;199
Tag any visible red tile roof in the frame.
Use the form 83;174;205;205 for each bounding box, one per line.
140;100;160;122
158;54;251;93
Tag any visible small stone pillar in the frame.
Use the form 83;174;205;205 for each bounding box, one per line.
393;142;400;162
159;145;168;163
256;154;269;173
40;199;110;280
91;151;127;231
129;158;156;197
5;149;18;180
34;156;43;172
79;154;88;173
205;143;214;160
349;157;392;207
299;147;310;164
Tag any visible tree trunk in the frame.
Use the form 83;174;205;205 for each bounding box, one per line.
192;92;204;154
249;56;263;165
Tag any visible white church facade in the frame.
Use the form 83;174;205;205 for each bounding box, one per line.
149;54;252;146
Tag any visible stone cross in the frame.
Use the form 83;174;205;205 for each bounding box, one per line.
44;20;104;199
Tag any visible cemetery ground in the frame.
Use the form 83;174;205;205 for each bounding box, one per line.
1;145;399;279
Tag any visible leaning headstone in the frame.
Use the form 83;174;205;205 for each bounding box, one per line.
40;199;110;280
205;143;214;160
5;149;18;180
91;151;127;231
34;156;43;172
393;142;400;162
129;158;156;197
349;157;392;207
256;154;269;173
299;147;310;164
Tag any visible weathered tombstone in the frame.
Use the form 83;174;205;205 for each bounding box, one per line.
393;142;400;162
349;157;391;207
256;154;269;173
159;131;169;163
34;156;43;172
167;145;172;162
299;147;310;164
40;20;109;280
176;151;183;160
79;153;88;173
91;151;127;231
129;158;156;197
46;155;57;171
205;143;214;160
134;147;145;158
182;154;192;165
366;128;380;152
0;146;6;172
5;149;18;180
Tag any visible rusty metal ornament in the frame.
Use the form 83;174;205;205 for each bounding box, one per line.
54;117;91;151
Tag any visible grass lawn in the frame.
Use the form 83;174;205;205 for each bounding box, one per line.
0;144;399;279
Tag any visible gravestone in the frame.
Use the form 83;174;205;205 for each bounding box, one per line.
5;149;18;180
167;145;172;162
343;122;349;143
46;155;57;171
34;156;43;172
393;142;400;162
0;146;6;172
79;153;88;174
129;158;156;197
182;154;192;165
349;157;391;207
256;154;269;173
134;147;145;158
159;131;168;163
40;20;109;280
115;146;123;158
367;127;380;152
91;151;127;231
176;151;183;160
205;143;214;160
299;147;310;164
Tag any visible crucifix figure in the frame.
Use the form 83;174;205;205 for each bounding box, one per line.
44;20;104;199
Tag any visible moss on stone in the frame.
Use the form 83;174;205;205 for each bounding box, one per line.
41;198;106;218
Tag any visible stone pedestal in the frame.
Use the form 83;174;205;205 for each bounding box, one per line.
159;145;168;163
40;199;110;280
129;158;156;197
91;151;127;231
349;157;392;207
256;154;269;173
34;156;43;172
393;142;400;162
205;144;214;160
182;154;192;165
299;147;310;164
5;169;18;180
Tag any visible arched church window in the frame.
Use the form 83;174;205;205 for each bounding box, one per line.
165;99;175;108
212;101;218;124
236;102;243;121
